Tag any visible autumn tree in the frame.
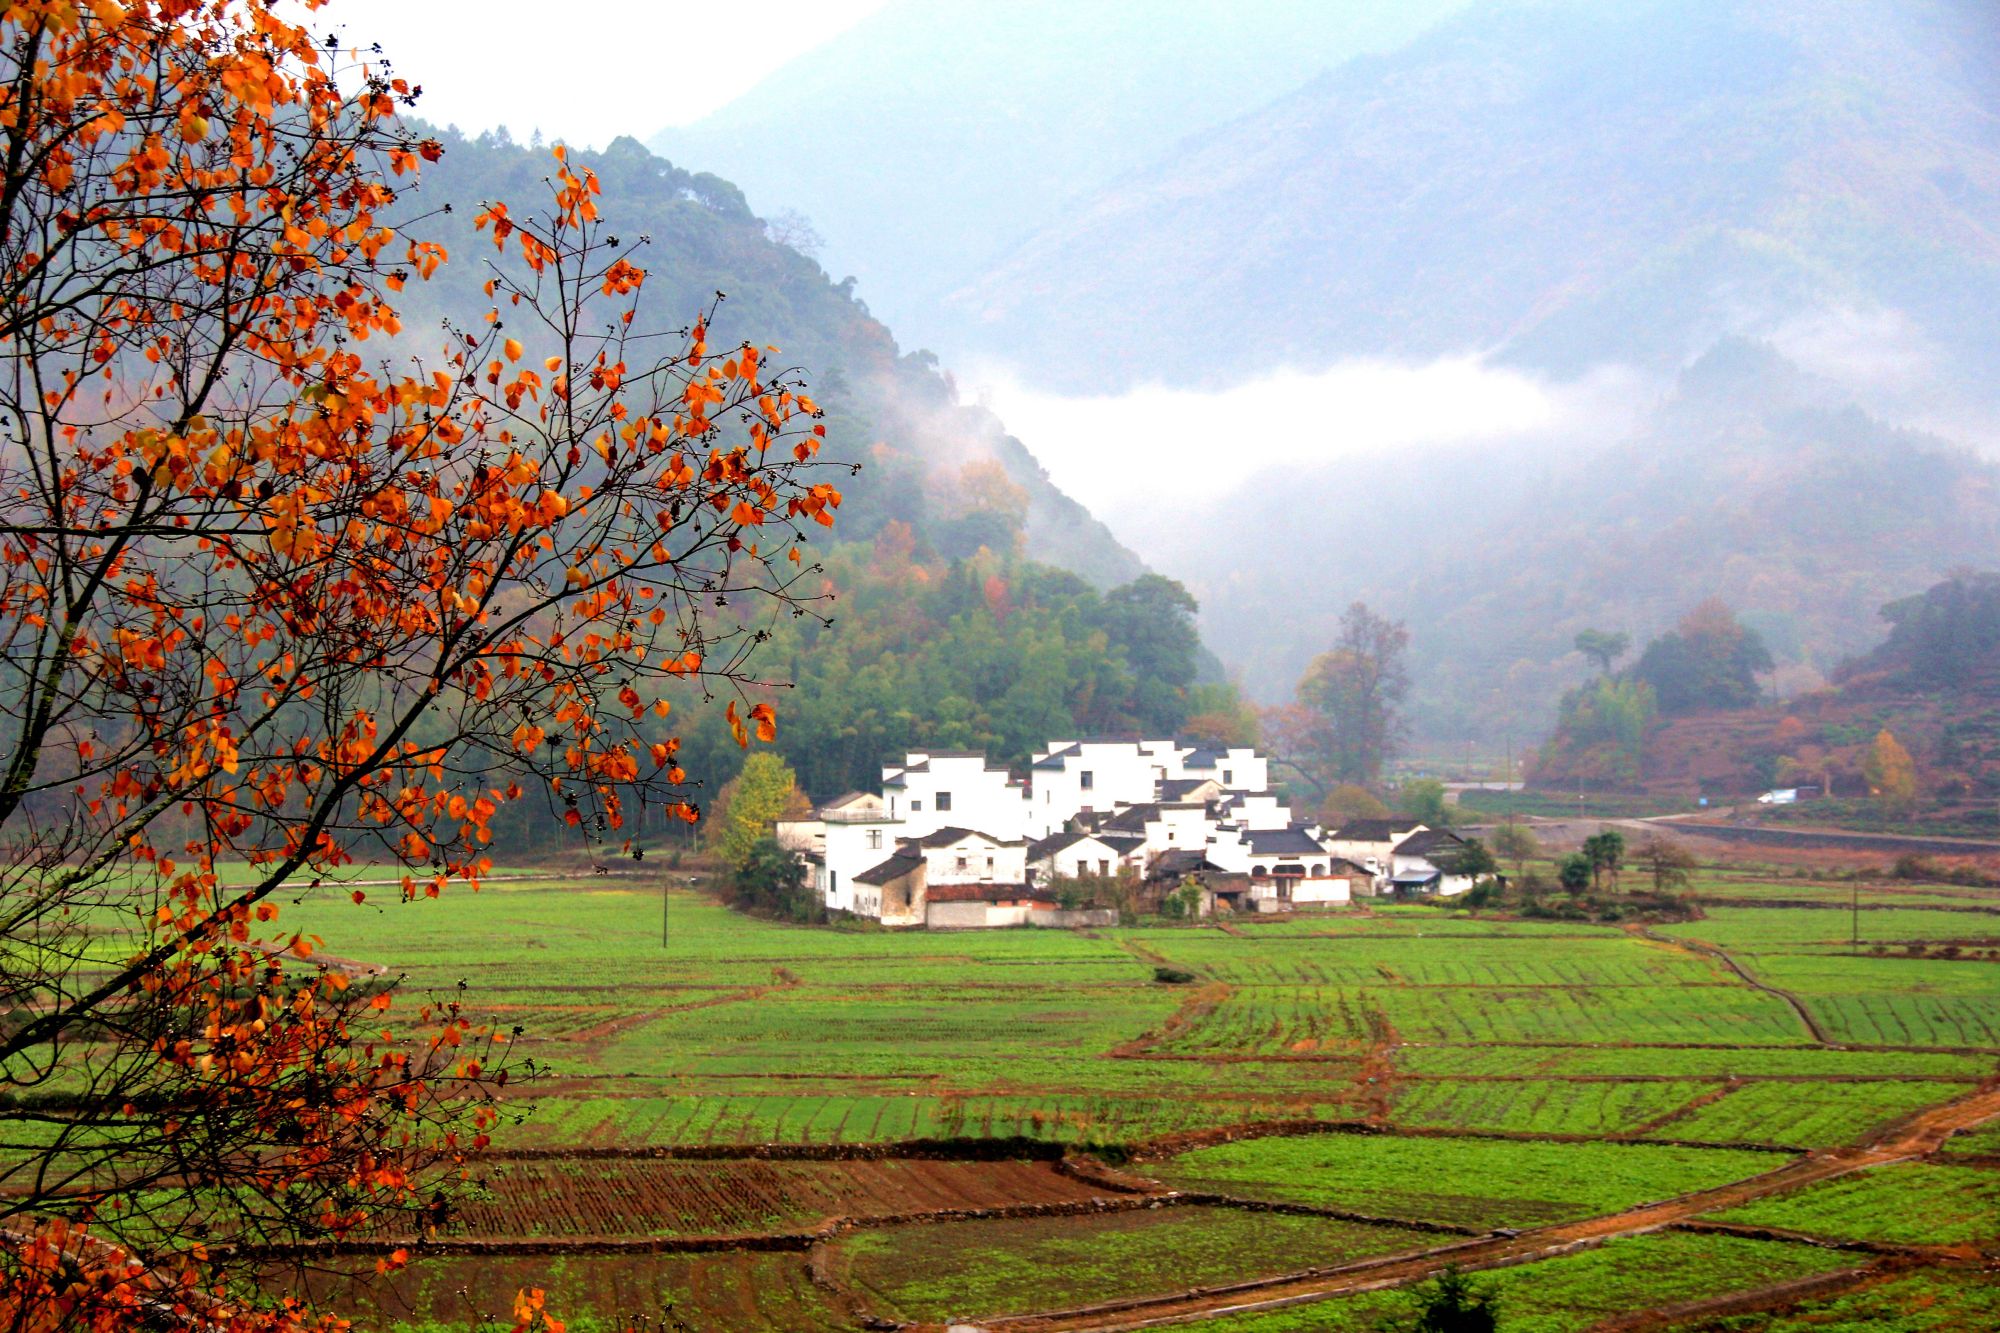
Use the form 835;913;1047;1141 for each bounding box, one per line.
1633;835;1698;895
1319;782;1389;828
1862;728;1918;816
711;752;809;872
0;3;838;1326
1295;601;1411;787
1178;681;1261;749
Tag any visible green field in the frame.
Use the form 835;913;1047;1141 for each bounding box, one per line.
238;872;2000;1332
1706;1161;2000;1245
1166;1232;1866;1332
1152;1134;1782;1227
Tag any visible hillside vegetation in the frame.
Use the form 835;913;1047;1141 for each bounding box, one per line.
384;128;1241;840
391;125;1143;589
1534;571;2000;819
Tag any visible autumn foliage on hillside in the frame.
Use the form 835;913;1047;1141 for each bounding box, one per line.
0;1;834;1327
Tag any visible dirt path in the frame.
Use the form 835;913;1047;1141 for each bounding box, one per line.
968;1080;2000;1332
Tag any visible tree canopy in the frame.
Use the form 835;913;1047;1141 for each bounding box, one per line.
1275;602;1411;792
0;3;832;1325
1631;599;1773;714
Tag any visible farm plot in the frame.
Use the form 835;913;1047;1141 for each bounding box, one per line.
1663;907;2000;950
1943;1120;2000;1156
830;1206;1432;1324
311;1250;849;1333
1139;933;1725;988
1165;1231;1866;1333
502;1091;1325;1150
1704;1161;2000;1246
584;983;1179;1081
1386;1078;1713;1137
1660;1264;2000;1332
1372;984;1808;1046
1737;954;2000;1049
1392;1043;1993;1079
447;1158;1125;1239
1660;1080;1974;1148
1150;1134;1784;1229
1148;987;1376;1056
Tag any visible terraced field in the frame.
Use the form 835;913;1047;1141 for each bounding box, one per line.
257;862;2000;1332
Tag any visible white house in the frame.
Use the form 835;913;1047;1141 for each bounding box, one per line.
849;827;1032;928
1026;741;1161;838
780;791;902;915
1157;743;1268;792
1026;830;1143;883
774;736;1303;927
1095;800;1212;849
1389;828;1483;898
1325;819;1430;890
1213;791;1294;831
882;751;1032;842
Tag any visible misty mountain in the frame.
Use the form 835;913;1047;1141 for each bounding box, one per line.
647;0;1469;348
944;0;2000;399
1160;340;2000;746
391;127;1142;588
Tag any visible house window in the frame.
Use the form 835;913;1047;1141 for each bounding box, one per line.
985;856;994;872
830;870;839;892
955;855;968;871
911;799;922;812
1098;858;1110;876
1081;771;1094;790
867;829;883;849
1253;864;1266;877
937;791;952;812
1223;769;1233;785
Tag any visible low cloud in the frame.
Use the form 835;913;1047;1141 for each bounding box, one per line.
970;355;1650;522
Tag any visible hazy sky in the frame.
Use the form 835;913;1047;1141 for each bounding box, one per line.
306;0;890;147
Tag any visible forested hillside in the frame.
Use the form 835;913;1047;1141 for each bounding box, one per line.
1532;572;2000;819
384;127;1233;835
389;126;1142;590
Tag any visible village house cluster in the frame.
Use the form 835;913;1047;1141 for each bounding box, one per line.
774;739;1484;928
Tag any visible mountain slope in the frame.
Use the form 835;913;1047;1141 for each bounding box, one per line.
647;0;1469;348
944;0;2000;395
1156;341;2000;744
390;127;1142;587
